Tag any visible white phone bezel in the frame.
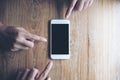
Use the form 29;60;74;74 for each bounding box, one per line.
50;19;70;59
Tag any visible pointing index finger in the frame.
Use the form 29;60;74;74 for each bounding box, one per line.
65;0;77;18
25;33;47;42
39;61;53;80
32;35;47;42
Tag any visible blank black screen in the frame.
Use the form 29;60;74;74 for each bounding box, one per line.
52;24;69;54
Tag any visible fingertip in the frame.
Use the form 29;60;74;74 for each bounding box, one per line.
77;5;83;11
26;41;34;48
11;48;19;51
46;77;51;80
76;1;84;11
30;35;45;42
30;42;34;48
48;61;53;68
65;11;69;19
50;61;53;65
32;68;39;73
65;0;77;19
39;37;47;42
65;14;69;19
27;68;39;80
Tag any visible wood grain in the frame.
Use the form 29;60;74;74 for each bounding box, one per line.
0;0;119;80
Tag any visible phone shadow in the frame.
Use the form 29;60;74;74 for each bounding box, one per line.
47;20;51;59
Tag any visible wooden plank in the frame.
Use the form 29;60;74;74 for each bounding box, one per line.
0;0;119;80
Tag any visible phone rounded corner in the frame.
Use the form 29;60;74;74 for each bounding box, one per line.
50;55;55;59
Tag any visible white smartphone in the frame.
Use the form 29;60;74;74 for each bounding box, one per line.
49;19;70;59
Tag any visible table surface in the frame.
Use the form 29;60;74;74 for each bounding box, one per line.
0;0;120;80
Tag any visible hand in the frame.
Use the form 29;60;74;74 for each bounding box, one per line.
11;27;47;51
0;24;47;52
65;0;94;18
16;61;53;80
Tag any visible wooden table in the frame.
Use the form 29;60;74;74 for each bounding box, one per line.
0;0;119;80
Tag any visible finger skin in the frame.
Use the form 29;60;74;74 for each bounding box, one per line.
65;0;77;18
27;68;39;80
23;40;34;48
11;48;19;51
35;71;40;79
76;0;84;11
45;77;51;80
39;36;47;42
21;69;30;80
16;38;34;48
29;35;47;42
38;61;53;80
16;28;46;48
13;43;29;50
17;27;47;42
21;29;47;42
16;27;26;32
